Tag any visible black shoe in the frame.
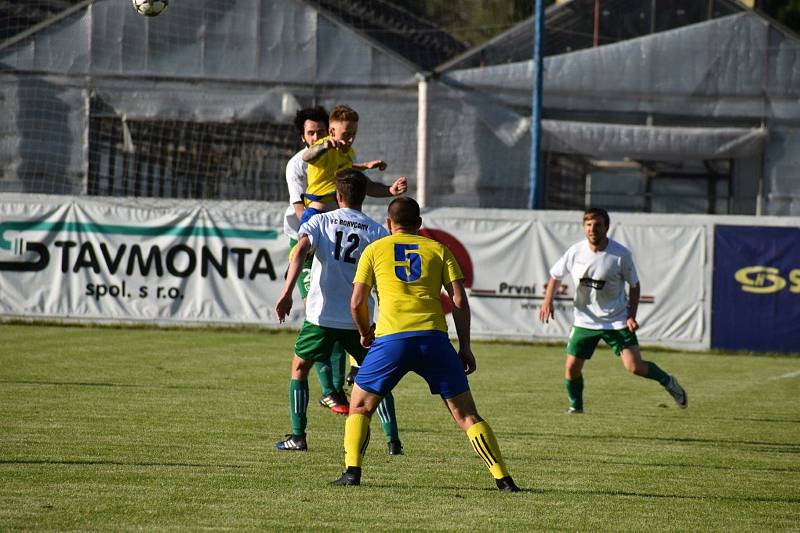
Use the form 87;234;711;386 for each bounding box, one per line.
495;476;520;492
387;440;404;455
276;434;307;451
332;467;361;486
346;366;359;387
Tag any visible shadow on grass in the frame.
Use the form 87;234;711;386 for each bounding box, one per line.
512;430;800;451
0;459;245;469
533;456;800;473
531;487;800;504
342;483;800;504
0;379;225;390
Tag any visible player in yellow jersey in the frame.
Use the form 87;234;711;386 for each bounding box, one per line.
300;105;406;225
332;197;520;492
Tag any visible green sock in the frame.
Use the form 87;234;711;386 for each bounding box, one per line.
331;342;346;393
289;379;309;436
376;392;399;442
565;376;584;410
645;362;671;386
314;361;334;396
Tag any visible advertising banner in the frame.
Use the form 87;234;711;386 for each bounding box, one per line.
712;225;800;353
1;198;708;348
420;210;707;347
0;199;299;326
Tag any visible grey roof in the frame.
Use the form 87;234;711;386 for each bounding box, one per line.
444;12;800;120
0;0;422;87
0;0;467;72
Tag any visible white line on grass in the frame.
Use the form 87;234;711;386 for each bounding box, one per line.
769;370;800;380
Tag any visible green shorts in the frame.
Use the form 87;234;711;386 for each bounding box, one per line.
295;321;368;363
566;326;639;359
289;238;313;299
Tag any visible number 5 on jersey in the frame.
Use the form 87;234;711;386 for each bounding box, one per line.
394;243;421;282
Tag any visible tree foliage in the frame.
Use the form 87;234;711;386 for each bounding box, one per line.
395;0;800;45
760;0;800;33
397;0;545;46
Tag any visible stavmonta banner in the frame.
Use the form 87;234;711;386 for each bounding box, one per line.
712;225;800;353
0;199;291;325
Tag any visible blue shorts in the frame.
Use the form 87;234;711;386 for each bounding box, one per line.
299;207;324;226
355;331;470;400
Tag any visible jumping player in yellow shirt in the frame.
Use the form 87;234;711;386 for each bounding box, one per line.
300;105;406;225
332;197;520;492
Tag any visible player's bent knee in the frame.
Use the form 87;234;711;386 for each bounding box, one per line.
349;386;383;415
623;361;637;374
290;356;314;379
624;359;648;375
349;405;373;417
446;395;483;430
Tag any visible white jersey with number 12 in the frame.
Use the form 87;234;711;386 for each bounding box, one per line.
299;208;388;329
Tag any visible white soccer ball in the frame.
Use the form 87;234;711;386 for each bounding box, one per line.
132;0;168;17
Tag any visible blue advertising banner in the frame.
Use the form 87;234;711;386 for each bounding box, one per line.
712;225;800;353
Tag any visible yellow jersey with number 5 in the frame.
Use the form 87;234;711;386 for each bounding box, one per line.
353;233;463;336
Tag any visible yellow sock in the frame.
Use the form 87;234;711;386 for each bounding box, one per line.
466;420;510;479
344;413;371;468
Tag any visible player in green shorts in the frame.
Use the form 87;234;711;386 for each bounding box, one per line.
284;106;349;414
566;326;639;359
539;208;687;413
274;171;402;453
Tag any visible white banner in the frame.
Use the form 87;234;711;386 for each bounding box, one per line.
1;196;711;348
0;197;300;326
419;208;708;348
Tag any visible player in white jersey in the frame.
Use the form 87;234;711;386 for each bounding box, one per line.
284;106;351;415
274;170;403;453
283;147;307;242
539;208;687;413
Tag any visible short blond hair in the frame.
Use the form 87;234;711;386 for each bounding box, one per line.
329;105;359;123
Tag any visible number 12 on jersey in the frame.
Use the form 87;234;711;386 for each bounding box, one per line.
394;243;421;282
334;230;359;263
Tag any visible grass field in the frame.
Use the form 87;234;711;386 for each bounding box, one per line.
1;324;799;531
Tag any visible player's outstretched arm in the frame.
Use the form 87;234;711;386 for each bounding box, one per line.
352;160;387;171
539;277;559;323
446;279;476;375
351;282;375;347
275;235;311;322
302;138;344;162
365;176;407;198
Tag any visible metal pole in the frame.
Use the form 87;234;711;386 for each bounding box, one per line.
416;72;429;208
593;0;600;47
529;0;545;209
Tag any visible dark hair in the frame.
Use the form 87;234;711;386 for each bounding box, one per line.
293;106;328;134
388;197;421;229
583;207;610;226
336;169;368;206
329;104;359;123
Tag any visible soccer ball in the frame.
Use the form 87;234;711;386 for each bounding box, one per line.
132;0;168;17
